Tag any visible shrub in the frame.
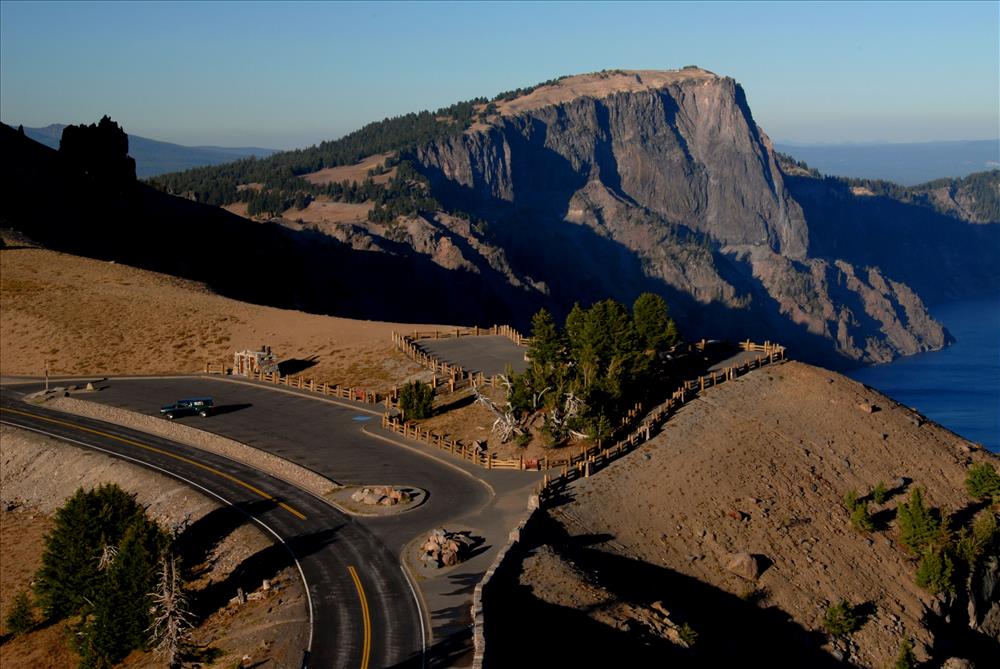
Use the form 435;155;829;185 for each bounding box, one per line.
892;638;916;669
956;511;999;569
872;481;888;505
965;462;1000;502
915;547;955;594
5;591;35;635
843;489;859;511
851;503;875;532
896;488;941;554
34;484;167;668
823;599;863;636
399;381;434;420
678;622;698;646
514;431;531;449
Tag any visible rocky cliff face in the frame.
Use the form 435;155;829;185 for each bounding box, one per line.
409;70;961;366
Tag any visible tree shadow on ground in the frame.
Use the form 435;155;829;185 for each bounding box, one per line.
484;512;847;668
278;357;319;376
176;498;279;578
192;526;342;619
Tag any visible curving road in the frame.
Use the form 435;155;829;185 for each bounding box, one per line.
0;396;425;669
2;377;541;667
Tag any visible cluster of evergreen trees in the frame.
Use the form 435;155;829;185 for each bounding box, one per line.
9;484;188;668
512;293;681;445
147;97;487;215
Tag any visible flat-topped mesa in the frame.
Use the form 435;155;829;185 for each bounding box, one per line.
491;67;721;117
419;67;810;260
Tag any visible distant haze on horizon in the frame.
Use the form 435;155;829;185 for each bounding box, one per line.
1;1;997;151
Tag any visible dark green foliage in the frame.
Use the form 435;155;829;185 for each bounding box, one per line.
775;152;821;177
34;484;167;669
528;308;563;368
822;599;863;636
843;489;859;511
148;98;486;213
520;294;681;442
872;481;888;505
965;461;1000;502
678;622;698;646
5;590;35;635
399;381;434;420
955;511;1000;570
82;519;165;666
35;484;148;619
632;293;680;351
851;503;875;533
915;547;955;594
892;639;916;669
896;487;942;554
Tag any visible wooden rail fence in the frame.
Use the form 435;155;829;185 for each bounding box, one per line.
204;363;386;406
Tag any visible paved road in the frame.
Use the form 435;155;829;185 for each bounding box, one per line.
417;337;528;377
0;396;423;669
3;376;542;667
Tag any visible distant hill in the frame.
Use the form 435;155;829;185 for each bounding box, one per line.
774;139;999;185
17;123;276;178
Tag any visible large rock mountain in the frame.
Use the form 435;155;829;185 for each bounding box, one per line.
394;69;997;366
3;70;997;368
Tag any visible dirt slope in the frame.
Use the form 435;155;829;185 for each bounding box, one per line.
1;239;438;389
0;425;307;668
493;361;997;668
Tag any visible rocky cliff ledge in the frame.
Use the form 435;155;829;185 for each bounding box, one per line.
410;69;955;365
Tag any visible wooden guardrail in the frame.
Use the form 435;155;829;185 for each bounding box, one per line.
535;341;786;500
203;363;386;406
381;414;525;470
391;325;530;393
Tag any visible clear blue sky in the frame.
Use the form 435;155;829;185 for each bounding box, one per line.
1;1;997;149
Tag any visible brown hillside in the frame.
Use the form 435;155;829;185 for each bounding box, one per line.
0;240;440;389
492;361;997;668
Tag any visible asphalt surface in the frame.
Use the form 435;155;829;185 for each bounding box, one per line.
2;376;542;667
416;337;528;377
0;395;422;669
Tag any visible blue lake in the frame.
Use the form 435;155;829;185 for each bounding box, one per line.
847;297;1000;452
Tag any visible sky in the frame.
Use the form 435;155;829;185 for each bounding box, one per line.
1;1;997;150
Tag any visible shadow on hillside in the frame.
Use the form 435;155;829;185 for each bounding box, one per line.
484;512;846;668
176;498;280;578
193;525;342;619
278;356;319;376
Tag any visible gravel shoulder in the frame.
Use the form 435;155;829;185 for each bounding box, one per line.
41;394;340;500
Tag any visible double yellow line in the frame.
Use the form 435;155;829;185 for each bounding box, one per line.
1;406;306;520
348;565;372;669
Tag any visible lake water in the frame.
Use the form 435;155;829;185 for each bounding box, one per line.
847;297;1000;452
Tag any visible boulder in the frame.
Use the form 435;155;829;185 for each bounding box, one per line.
725;552;762;581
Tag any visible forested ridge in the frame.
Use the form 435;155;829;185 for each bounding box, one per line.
776;152;999;223
147;98;487;218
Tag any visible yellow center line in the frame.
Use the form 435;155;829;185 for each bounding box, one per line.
1;406;306;520
348;565;372;669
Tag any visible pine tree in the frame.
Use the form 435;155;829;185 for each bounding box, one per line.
5;590;35;635
632;292;680;351
965;462;1000;502
35;484;146;619
896;487;941;554
528;308;563;369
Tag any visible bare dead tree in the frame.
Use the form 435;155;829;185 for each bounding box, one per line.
471;376;524;443
149;554;192;668
97;544;118;572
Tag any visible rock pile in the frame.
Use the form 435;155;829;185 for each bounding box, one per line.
420;528;474;568
351;486;412;506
